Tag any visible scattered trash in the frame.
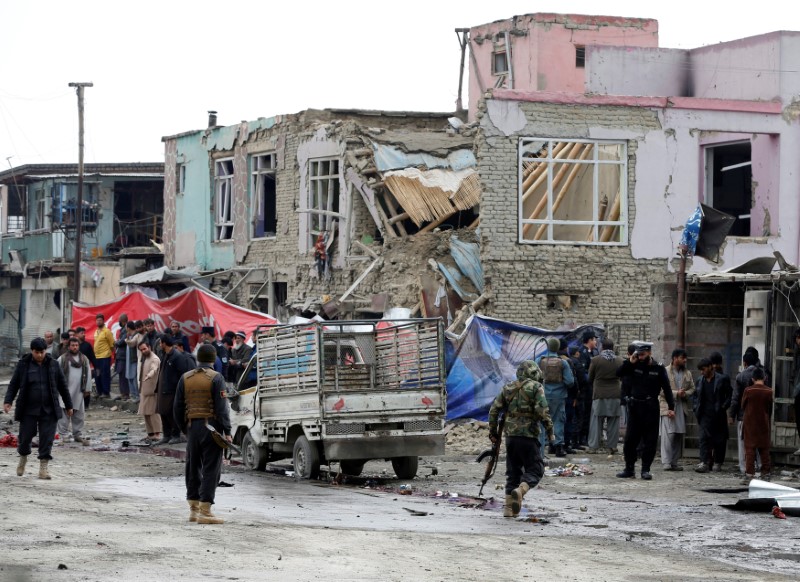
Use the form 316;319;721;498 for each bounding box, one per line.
520;515;549;524
544;463;594;477
403;507;429;516
284;471;295;478
579;505;588;512
772;506;787;520
399;485;412;495
218;481;234;488
572;458;590;464
57;564;68;570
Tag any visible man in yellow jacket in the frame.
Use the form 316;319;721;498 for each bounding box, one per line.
93;313;115;398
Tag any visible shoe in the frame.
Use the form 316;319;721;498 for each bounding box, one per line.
641;471;653;480
510;482;530;515
196;501;224;524
608;448;618;455
584;448;598;454
188;500;200;522
38;460;51;480
548;445;556;455
555;445;566;458
616;470;635;479
503;494;514;518
154;437;171;446
168;437;182;445
16;455;28;477
131;398;140;404
670;464;683;471
695;463;709;474
712;464;722;473
741;474;754;485
565;446;576;454
74;436;90;446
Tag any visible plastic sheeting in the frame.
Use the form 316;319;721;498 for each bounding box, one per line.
449;236;483;293
445;315;602;421
372;143;476;172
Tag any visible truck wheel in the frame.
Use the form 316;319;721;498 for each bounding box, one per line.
242;433;267;471
292;435;320;479
391;456;419;480
340;460;366;476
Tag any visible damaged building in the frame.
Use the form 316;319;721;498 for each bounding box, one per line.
0;163;164;361
472;15;800;457
161;109;482;324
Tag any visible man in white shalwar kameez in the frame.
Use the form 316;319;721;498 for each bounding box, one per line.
57;337;92;445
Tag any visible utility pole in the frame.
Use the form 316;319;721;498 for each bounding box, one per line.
455;28;469;114
68;82;93;304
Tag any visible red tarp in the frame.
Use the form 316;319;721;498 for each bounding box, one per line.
71;288;277;347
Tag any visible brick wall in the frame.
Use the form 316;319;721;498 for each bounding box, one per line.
477;99;672;341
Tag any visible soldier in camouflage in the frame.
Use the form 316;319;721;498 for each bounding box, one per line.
489;360;555;518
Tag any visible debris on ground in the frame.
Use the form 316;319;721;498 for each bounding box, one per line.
0;433;18;447
545;464;594;477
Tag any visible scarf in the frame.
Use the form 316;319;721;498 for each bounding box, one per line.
67;352;83;368
601;349;616;361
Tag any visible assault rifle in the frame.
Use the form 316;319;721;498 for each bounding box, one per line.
476;413;505;497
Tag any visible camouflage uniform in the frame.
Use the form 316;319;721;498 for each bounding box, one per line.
489;360;555;496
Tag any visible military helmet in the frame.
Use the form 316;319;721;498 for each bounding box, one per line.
516;359;543;383
546;337;561;353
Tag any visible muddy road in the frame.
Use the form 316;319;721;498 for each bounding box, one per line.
1;405;799;582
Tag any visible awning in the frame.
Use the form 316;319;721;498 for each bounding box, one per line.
119;266;198;285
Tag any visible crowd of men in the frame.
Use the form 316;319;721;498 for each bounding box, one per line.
489;330;788;517
4;313;244;524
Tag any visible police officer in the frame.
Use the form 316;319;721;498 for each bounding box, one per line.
488;360;555;518
173;343;232;524
615;342;675;480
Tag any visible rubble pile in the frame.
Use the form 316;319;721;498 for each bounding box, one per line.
444;420;491;455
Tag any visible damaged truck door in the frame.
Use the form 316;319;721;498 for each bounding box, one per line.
229;318;447;479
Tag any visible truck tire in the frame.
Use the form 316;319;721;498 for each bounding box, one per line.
339;460;366;476
292;435;320;479
242;433;267;471
391;456;419;480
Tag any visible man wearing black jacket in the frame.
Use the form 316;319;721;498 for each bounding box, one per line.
3;338;73;479
154;334;193;445
694;357;733;473
616;342;674;480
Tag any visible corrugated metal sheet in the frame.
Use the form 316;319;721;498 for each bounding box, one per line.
436;262;477;301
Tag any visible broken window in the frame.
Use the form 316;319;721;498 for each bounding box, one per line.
251;153;277;238
575;46;586;68
214;158;234;241
31;188;50;231
6;184;26;232
492;50;508;75
704;142;752;237
307;158;340;248
518;138;627;245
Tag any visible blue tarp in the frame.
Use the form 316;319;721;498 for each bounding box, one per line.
445;315;602;421
449;236;483;293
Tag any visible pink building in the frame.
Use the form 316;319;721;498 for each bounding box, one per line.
466;13;659;119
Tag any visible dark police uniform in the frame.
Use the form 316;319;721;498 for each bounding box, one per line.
173;363;231;505
616;356;674;477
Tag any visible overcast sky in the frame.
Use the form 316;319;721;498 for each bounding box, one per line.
0;1;795;166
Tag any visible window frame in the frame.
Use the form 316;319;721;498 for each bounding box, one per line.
518;137;628;246
703;140;753;237
250;152;277;240
492;50;509;76
213;158;235;242
306;157;341;249
575;45;586;68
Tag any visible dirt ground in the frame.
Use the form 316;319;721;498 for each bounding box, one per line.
1;396;800;581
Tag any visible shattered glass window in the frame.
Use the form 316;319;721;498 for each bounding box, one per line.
308;158;340;247
251;153;277;238
518;138;627;245
214;158;234;241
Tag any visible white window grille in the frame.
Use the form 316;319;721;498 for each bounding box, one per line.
307;158;340;247
518;138;627;245
214;158;234;241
